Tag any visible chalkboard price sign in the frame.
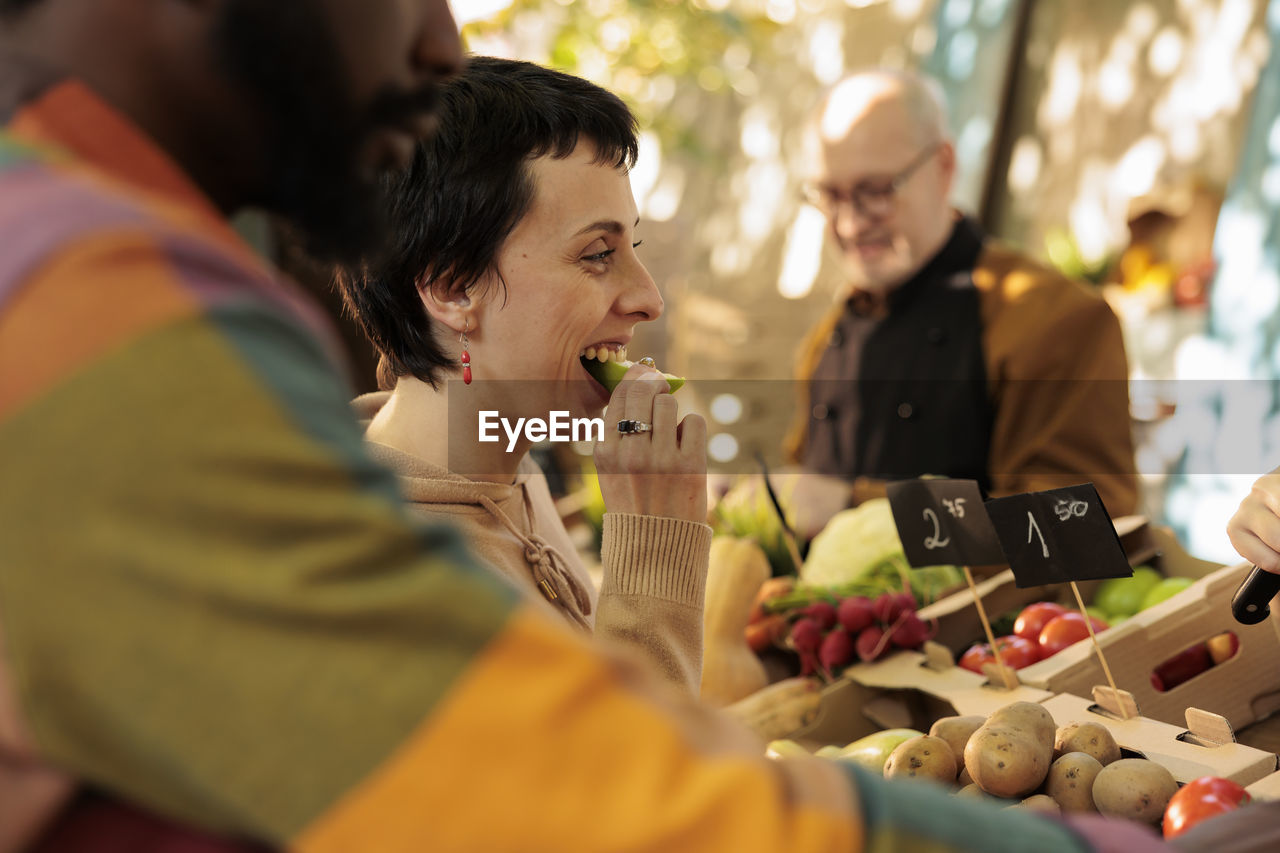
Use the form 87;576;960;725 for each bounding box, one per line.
885;479;1006;568
983;484;1132;588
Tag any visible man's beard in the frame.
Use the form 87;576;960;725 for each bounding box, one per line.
214;0;437;265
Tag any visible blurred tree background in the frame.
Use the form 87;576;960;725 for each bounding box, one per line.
455;0;1277;562
461;0;1018;465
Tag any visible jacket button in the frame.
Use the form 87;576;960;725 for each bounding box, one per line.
897;402;914;419
927;327;946;344
813;403;831;420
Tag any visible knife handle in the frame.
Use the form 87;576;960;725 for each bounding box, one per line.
1231;566;1280;625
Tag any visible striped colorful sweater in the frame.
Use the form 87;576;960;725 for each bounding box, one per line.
0;72;1104;852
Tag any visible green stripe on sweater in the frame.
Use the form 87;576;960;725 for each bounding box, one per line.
839;762;1090;853
0;311;516;841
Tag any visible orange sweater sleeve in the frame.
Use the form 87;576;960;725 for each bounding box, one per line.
976;245;1139;516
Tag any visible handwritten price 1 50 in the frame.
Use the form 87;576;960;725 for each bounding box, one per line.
1027;500;1090;558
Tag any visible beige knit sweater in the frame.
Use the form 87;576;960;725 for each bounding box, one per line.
354;395;710;694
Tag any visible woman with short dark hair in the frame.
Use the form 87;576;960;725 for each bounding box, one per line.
338;57;709;691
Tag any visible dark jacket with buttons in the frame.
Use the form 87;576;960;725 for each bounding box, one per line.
785;216;1138;517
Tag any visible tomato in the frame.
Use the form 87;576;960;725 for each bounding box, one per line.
1162;795;1236;839
1178;776;1251;805
958;635;1040;674
958;644;991;674
1162;776;1251;839
1038;612;1106;658
1013;601;1067;643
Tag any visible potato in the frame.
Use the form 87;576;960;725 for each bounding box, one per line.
957;766;973;787
1044;752;1103;813
883;735;957;784
929;715;985;776
1016;794;1061;814
964;722;1052;799
988;702;1056;749
1054;721;1120;766
1091;758;1177;824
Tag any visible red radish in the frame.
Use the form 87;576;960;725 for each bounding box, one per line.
889;611;929;649
837;596;875;634
873;591;916;624
789;617;823;655
800;601;838;631
856;625;886;662
872;592;895;623
819;628;855;674
799;651;818;677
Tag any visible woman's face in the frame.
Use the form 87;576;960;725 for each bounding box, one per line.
471;142;662;418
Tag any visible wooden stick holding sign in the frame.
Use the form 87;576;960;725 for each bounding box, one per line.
885;479;1014;688
964;565;1018;690
985;484;1136;718
1067;580;1129;719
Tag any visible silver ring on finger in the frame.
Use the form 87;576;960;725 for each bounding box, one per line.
616;419;653;435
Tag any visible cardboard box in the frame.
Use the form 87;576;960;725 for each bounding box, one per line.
1039;692;1276;785
793;648;1052;745
1246;770;1280;801
1016;561;1280;731
915;520;1264;729
793;662;1276;787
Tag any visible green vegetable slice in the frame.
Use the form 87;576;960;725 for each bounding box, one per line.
581;357;685;394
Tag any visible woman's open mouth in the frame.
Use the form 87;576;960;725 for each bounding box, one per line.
579;343;628;395
580;343;629;364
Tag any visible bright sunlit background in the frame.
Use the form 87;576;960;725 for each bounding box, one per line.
455;0;1280;563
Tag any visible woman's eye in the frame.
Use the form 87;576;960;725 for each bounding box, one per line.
632;240;643;249
582;249;616;263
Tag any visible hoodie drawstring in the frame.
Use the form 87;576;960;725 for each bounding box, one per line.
476;494;592;630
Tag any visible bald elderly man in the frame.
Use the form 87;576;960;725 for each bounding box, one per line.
782;69;1138;534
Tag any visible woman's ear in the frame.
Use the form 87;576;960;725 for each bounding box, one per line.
416;274;473;334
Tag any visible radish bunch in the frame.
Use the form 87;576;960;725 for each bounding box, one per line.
780;591;932;680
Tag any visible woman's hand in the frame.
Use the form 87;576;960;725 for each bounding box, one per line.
1227;467;1280;573
595;363;707;524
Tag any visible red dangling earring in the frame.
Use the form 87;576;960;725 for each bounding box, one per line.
460;321;472;385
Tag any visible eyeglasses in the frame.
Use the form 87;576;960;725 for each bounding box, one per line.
801;141;943;218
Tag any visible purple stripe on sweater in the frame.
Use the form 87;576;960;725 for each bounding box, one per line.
154;232;334;344
0;164;148;312
0;161;347;378
154;232;348;379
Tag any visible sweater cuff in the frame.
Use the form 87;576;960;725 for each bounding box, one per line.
599;514;711;610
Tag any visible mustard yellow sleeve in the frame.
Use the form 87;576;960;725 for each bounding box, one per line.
980;257;1138;516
